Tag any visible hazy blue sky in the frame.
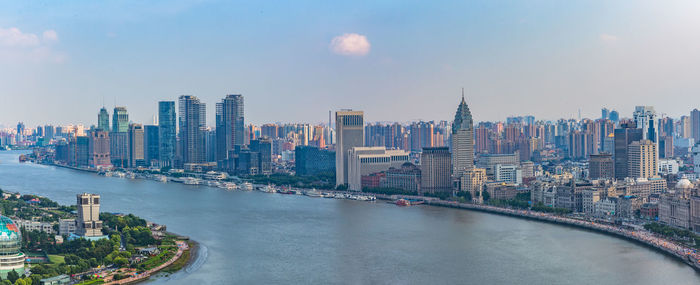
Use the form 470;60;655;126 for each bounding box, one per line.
2;0;700;128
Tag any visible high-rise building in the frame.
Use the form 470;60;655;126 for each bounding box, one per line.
128;124;145;168
628;140;658;179
88;130;111;168
215;94;245;162
589;153;614;179
295;146;335;176
451;92;475;184
347;147;409;191
109;132;129;167
250;138;272;174
76;193;103;237
112;107;129;133
44;125;55;139
608;110;620;122
601;108;610;120
178;95;206;164
633;106;659;147
421;147;452;194
692;109;700;142
335;110;364;186
614;125;642;179
158;101;177;167
144;125;159;166
97;107;110;131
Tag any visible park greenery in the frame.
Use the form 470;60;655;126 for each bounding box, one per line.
644;222;700;249
249;173;336;189
0;189;188;283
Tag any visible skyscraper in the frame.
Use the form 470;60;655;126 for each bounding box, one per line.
691;109;700;142
628;140;658;179
633;106;658;146
128;123;145;168
335;110;364;186
614;125;642;179
97;107;110;131
158;101;177;167
421;147;452;194
178;95;206;164
88;130;111;168
144;125;159;166
112;107;129;133
451;91;475;184
76;193;103;237
215;94;245;162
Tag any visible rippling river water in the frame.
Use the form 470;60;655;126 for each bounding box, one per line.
0;151;698;284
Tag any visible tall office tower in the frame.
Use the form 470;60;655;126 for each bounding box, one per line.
144;125;159;166
335;110;364;186
97;107;110;131
215;94;245;162
421;147;452;194
692;109;700;142
628;140;658;178
35;126;43;137
589;153;614;179
178;95;206;164
601;108;610;120
613;125;642;179
250;138;273;174
660;117;674;138
681;115;692;138
659;136;673;158
76;193;103;237
112;107;129;133
205;128;217;162
608;110;620;123
474;125;489;153
88;130;111;168
44;125;55;139
451;92;475;183
633;106;658;144
128;124;145;168
16;122;24;136
158;101;177;167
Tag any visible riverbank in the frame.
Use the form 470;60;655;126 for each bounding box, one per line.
424;199;700;272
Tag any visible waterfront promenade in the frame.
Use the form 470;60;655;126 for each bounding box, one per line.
424;199;700;271
104;240;189;284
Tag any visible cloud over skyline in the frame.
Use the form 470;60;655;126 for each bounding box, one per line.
330;33;371;56
0;27;63;63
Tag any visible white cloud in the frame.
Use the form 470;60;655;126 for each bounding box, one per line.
0;27;63;63
599;33;618;42
0;27;40;47
42;30;58;42
330;33;370;56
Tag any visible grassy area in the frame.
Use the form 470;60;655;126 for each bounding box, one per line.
48;254;65;264
162;243;190;274
75;279;104;285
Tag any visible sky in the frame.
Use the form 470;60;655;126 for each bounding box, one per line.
2;0;700;128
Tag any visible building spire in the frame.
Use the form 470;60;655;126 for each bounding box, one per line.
461;87;465;103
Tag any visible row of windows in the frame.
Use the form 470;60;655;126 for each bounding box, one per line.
342;115;363;126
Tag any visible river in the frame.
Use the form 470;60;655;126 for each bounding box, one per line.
0;151;698;284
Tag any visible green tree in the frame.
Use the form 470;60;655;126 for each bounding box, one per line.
7;270;19;284
113;256;128;268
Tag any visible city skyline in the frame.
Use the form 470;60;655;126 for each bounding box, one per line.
3;1;700;126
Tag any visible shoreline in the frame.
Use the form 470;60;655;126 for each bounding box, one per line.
424;200;700;273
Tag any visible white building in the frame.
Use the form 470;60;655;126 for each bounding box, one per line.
494;164;522;185
347;147;410;191
658;159;679;175
594;198;617;217
59;218;77;235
